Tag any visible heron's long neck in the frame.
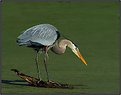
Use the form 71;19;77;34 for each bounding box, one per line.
51;39;72;54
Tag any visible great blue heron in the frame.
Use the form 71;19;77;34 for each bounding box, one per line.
16;24;87;81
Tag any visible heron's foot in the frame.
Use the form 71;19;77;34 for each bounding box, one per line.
37;77;42;81
47;80;57;84
36;74;42;81
42;80;73;89
37;78;41;82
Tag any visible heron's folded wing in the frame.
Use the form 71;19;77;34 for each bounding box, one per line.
30;24;58;46
17;24;59;46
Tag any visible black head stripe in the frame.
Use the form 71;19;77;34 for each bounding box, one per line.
71;41;78;47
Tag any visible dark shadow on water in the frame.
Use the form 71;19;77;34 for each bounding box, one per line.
2;80;89;89
2;80;30;86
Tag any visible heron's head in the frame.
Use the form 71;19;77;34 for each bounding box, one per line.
68;42;87;65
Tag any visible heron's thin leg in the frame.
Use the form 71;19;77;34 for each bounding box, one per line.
43;47;49;82
35;50;41;80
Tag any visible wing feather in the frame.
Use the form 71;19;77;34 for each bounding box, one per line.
17;24;59;46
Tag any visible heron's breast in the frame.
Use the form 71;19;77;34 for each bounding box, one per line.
51;45;66;54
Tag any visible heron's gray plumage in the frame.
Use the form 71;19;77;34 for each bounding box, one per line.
17;24;59;46
16;24;87;81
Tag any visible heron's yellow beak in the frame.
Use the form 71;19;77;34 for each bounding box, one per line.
72;48;87;65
